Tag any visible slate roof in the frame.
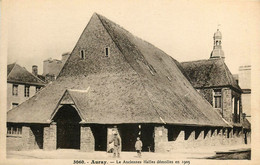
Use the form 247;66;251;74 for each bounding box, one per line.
7;63;46;86
242;118;251;130
7;13;229;127
180;59;242;92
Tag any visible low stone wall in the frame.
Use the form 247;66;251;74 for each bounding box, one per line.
43;123;57;150
7;124;250;152
80;125;95;152
154;126;248;153
21;126;44;150
6;135;23;151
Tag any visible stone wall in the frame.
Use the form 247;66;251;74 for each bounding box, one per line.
43;123;57;150
198;87;242;124
6;135;23;151
21;126;33;150
7;125;44;151
7;124;250;152
154;126;247;152
20;126;43;150
222;88;233;123
80;125;95;152
232;90;243;123
154;126;168;152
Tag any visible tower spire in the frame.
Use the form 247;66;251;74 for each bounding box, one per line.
210;28;225;60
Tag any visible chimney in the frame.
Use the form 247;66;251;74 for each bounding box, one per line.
32;65;38;76
242;113;246;121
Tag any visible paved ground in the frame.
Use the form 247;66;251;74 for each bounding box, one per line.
6;144;250;160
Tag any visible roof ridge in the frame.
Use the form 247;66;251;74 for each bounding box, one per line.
68;88;90;93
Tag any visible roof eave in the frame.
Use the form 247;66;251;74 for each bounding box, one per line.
194;85;242;93
7;80;46;86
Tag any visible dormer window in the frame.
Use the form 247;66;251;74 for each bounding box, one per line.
105;47;110;57
80;50;86;59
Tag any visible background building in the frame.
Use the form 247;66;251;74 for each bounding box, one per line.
181;29;243;126
238;65;251;122
43;52;70;82
7;63;46;110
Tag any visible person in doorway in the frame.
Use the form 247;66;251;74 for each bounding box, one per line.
135;137;143;158
110;132;120;158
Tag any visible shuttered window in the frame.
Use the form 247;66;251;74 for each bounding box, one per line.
24;85;30;97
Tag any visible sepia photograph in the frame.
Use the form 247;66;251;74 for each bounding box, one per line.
0;0;259;164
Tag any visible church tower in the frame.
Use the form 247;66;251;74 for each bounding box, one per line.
210;29;225;60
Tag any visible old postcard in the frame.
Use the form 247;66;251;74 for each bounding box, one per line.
0;0;260;165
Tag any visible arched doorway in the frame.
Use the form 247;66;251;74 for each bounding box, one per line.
53;105;81;149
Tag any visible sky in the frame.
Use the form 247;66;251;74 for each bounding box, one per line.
5;0;260;74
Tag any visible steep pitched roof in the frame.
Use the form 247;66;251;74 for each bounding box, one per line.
8;13;228;127
7;63;46;86
180;59;241;92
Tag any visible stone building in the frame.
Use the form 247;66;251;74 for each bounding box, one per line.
7;63;46;111
7;13;250;152
43;52;70;82
181;29;251;143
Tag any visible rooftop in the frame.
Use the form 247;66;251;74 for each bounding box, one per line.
8;13;228;127
7;63;46;86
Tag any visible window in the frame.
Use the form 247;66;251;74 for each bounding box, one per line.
12;103;18;108
214;89;222;108
24;85;30;97
12;84;18;96
105;47;110;57
36;86;41;93
80;50;86;59
7;126;22;135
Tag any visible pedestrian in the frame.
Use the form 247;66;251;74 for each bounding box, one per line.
109;132;120;158
107;140;114;153
135;137;143;158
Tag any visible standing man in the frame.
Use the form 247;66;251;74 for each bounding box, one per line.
135;137;143;158
110;132;120;158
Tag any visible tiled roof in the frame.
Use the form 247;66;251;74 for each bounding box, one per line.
7;63;46;86
180;59;241;92
7;13;229;127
